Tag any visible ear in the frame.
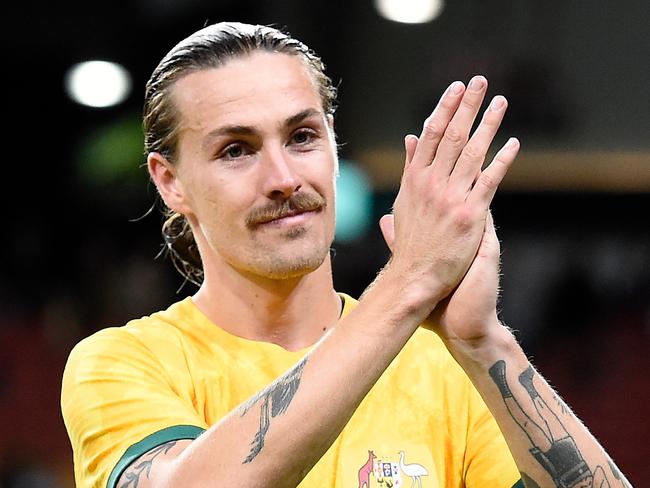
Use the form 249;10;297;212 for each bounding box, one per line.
147;152;193;215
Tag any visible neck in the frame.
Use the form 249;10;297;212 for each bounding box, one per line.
192;256;341;351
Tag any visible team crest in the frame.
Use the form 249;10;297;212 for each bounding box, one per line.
357;449;429;488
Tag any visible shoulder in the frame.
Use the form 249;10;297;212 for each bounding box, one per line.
63;298;195;384
74;297;194;349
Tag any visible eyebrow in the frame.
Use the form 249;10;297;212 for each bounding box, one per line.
201;108;323;151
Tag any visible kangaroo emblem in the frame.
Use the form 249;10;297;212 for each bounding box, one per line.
358;450;377;488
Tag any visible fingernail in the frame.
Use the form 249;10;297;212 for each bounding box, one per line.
469;76;486;92
505;137;519;149
489;96;506;111
448;81;464;95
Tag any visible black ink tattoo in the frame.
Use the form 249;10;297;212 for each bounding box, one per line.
521;472;542;488
553;393;570;415
119;441;177;488
607;460;632;488
240;356;308;464
593;466;611;488
488;360;628;488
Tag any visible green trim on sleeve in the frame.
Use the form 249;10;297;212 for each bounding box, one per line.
512;480;525;488
106;424;205;488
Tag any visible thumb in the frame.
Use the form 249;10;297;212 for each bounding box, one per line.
404;134;419;167
379;214;396;253
477;211;501;260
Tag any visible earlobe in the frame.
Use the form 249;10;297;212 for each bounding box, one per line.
147;152;192;214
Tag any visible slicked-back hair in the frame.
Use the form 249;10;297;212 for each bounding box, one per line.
143;22;338;286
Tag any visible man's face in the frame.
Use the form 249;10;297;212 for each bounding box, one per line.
170;52;338;280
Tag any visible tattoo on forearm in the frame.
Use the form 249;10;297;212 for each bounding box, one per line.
607;460;633;488
489;360;629;488
552;393;570;415
521;472;542;488
118;441;177;488
239;356;308;464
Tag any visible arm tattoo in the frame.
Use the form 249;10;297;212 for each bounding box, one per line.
489;360;628;488
239;356;308;464
118;441;177;488
521;472;542;488
607;460;633;488
552;393;570;415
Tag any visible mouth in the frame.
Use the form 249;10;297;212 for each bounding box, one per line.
247;193;326;230
258;208;320;227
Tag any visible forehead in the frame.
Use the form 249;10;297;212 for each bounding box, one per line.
171;52;324;137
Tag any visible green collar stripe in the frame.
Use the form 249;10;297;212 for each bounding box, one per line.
106;424;205;488
512;480;525;488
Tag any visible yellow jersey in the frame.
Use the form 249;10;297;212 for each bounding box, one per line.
61;294;520;487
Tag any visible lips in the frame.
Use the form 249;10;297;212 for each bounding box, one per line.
246;192;326;229
261;208;314;225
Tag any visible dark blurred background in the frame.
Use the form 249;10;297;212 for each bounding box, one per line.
1;1;649;486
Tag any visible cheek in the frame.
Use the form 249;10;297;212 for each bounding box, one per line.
191;179;252;232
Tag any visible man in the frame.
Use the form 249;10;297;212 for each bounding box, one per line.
61;22;631;488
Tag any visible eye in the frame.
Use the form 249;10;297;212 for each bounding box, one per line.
290;128;316;146
218;142;250;161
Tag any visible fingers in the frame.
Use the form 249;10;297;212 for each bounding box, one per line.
410;80;465;168
404;134;418;167
484;211;499;249
430;76;488;178
379;214;395;252
468;137;520;209
448;95;508;191
476;210;501;265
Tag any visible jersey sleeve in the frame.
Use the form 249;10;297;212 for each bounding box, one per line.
61;327;208;488
463;378;521;487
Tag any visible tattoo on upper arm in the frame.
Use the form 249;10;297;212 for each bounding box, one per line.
488;360;629;488
118;441;177;488
239;356;308;464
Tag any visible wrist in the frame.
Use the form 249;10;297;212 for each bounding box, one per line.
443;318;522;370
360;263;443;326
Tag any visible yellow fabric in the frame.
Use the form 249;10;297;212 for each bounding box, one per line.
61;294;520;488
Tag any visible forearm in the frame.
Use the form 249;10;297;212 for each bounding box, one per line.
446;321;632;488
153;270;430;487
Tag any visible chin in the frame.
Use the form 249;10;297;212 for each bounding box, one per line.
261;254;328;280
251;242;331;280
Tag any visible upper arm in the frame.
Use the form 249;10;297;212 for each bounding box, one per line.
116;439;193;488
61;328;208;488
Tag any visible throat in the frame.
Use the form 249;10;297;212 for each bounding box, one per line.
192;268;342;351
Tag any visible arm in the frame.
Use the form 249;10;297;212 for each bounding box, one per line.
382;202;632;486
116;77;518;488
443;244;632;488
454;304;632;487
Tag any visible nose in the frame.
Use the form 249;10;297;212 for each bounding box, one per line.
261;147;301;199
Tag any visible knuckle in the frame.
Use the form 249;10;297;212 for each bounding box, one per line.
481;112;501;129
477;172;497;190
421;119;445;140
452;207;474;230
460;95;478;111
439;96;458;112
461;143;484;161
442;126;465;147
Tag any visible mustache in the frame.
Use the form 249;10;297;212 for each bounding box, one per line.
245;191;326;228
